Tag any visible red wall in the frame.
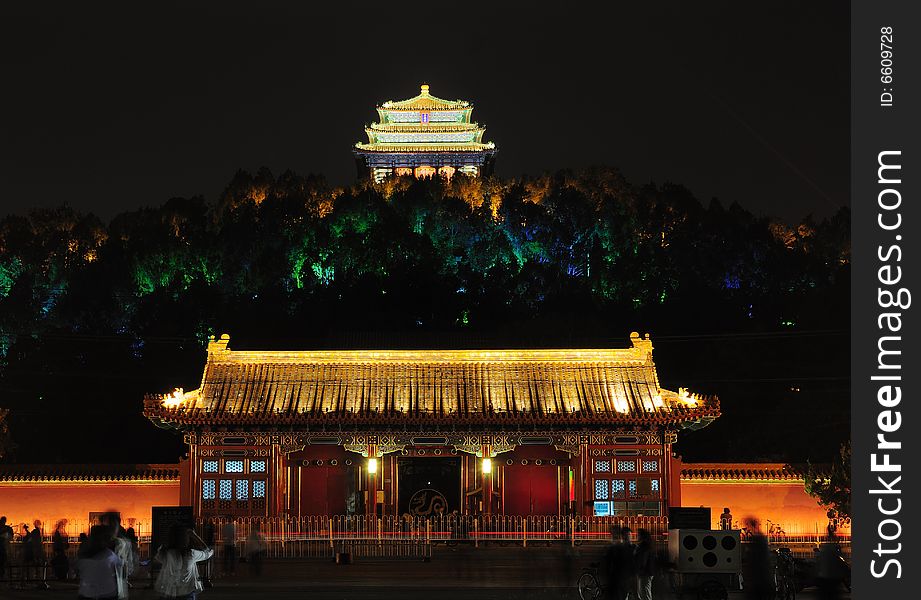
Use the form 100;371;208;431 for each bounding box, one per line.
0;482;180;535
680;481;838;535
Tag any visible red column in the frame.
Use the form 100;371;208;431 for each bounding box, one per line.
481;445;493;516
366;445;379;517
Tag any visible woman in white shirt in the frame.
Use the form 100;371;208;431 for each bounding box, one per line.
154;525;214;600
76;525;122;600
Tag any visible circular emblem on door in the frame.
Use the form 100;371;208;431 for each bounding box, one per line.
408;488;448;516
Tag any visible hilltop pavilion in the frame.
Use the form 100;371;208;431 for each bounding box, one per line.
353;84;497;183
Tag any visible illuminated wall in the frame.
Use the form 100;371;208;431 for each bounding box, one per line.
679;463;842;535
0;481;180;534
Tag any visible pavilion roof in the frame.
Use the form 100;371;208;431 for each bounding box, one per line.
0;463;179;483
367;123;484;135
380;84;471;111
143;333;720;430
354;142;495;154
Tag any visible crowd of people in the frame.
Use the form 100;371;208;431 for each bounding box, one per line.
0;512;244;600
1;511;851;599
604;527;657;600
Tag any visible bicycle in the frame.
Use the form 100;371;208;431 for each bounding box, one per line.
773;548;796;600
766;520;786;538
577;564;605;600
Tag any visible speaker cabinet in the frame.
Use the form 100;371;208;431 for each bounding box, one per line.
668;529;740;573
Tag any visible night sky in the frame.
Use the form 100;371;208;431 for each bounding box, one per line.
1;1;847;223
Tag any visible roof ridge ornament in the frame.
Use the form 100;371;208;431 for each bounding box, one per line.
629;331;654;359
420;83;430;95
208;333;231;356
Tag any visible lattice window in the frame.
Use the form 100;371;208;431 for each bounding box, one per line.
253;480;266;498
651;479;660;493
641;460;659;473
202;460;219;473
594;460;611;473
236;479;249;500
594;479;609;500
629;480;638;497
225;460;244;473
612;479;626;498
250;460;266;473
202;480;215;500
219;479;233;500
616;460;637;473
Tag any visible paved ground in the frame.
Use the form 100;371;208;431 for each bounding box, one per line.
1;546;851;599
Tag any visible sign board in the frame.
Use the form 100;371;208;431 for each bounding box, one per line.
88;511;120;527
593;501;611;517
668;506;711;530
151;506;194;559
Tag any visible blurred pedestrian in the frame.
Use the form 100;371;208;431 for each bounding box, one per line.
742;519;773;600
605;526;635;600
22;524;34;564
0;516;12;576
815;541;845;600
76;525;122;600
101;512;135;598
201;519;215;588
154;524;213;600
51;519;70;580
221;519;236;576
633;529;656;600
30;520;45;564
245;524;266;577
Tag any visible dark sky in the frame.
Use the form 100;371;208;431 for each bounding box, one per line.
1;1;848;223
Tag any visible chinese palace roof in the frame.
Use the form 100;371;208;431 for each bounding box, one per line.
354;84;496;155
143;333;719;430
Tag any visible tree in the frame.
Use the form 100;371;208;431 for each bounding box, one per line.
802;441;851;519
0;408;12;460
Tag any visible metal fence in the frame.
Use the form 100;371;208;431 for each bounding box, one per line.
0;514;852;564
200;514;676;561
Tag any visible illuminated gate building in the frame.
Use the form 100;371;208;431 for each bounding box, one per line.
353;84;497;183
143;332;719;519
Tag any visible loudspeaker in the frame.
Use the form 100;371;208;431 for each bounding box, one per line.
667;529;740;573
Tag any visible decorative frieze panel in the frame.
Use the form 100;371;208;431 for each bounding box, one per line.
589;448;663;457
185;429;672;458
197;448;271;458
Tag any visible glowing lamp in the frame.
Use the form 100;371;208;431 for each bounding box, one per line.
367;458;378;474
482;458;492;474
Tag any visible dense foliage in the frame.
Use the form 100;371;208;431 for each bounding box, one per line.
803;441;851;519
0;167;850;464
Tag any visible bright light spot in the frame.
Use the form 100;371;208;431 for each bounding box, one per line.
162;388;184;408
367;458;378;474
677;388;698;407
482;458;492;474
